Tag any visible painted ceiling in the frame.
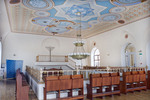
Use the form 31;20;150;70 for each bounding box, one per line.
5;0;150;38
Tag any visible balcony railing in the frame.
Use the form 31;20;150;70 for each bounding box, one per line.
26;66;147;83
36;55;68;62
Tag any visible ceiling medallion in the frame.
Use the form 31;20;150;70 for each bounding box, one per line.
100;13;121;22
22;0;54;10
34;11;50;17
111;0;145;6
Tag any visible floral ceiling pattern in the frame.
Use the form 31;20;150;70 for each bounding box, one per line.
6;0;150;38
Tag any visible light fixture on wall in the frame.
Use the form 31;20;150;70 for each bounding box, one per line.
69;12;90;60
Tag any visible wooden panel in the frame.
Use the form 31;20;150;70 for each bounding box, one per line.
72;79;83;89
133;75;140;82
112;76;120;85
59;75;70;80
60;80;72;90
102;77;111;86
126;75;133;83
46;80;60;91
138;71;145;74
92;78;102;87
72;74;83;79
124;72;131;76
132;71;138;75
101;73;110;77
110;73;119;76
147;71;150;89
46;76;59;81
90;74;100;78
139;74;146;82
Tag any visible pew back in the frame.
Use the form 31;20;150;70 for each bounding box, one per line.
45;76;60;91
90;74;102;87
59;75;72;90
72;75;83;89
102;73;111;86
111;73;120;85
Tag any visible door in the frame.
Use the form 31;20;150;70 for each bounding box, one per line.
6;60;23;79
126;52;136;67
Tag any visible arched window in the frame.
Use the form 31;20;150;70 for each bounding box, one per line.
91;47;100;67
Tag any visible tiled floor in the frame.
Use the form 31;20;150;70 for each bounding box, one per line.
0;79;150;100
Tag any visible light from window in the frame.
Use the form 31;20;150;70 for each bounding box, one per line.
91;48;100;67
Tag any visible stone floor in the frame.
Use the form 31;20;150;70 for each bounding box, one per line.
0;79;150;100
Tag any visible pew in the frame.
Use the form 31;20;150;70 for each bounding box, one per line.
138;71;147;90
16;69;29;100
87;73;120;100
120;71;147;94
59;75;72;99
44;76;60;100
87;74;102;100
71;75;84;100
147;70;150;89
101;73;112;96
44;75;84;100
110;73;120;95
120;72;133;94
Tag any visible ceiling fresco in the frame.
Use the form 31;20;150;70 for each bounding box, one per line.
6;0;150;38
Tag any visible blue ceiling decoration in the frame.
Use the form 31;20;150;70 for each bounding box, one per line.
100;13;121;22
96;0;115;15
72;22;92;30
45;26;69;34
23;0;54;10
111;0;144;6
32;17;58;26
54;0;107;21
110;7;126;13
62;4;94;18
34;11;50;17
6;0;149;38
57;20;75;28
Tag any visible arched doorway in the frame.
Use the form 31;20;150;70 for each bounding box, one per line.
121;43;136;67
91;47;100;67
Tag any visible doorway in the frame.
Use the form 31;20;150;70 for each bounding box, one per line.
121;43;136;67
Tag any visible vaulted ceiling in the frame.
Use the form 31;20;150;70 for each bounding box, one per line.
5;0;150;38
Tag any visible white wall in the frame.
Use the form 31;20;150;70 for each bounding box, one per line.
2;32;79;71
0;42;1;69
146;40;150;70
2;32;89;71
87;17;150;68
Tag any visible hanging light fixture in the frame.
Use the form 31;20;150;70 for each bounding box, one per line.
69;12;90;60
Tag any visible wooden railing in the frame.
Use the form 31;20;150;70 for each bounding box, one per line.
36;55;68;62
26;66;147;83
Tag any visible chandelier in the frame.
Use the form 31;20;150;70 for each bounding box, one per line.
69;12;90;60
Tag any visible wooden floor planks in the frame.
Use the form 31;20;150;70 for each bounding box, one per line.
0;79;150;100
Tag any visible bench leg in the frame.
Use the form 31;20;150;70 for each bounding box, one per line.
44;88;46;100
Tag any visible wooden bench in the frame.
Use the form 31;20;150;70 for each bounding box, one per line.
87;74;102;100
59;75;72;100
16;69;29;100
121;71;147;94
44;75;84;100
87;73;120;100
71;75;84;100
138;71;147;90
44;76;60;100
147;70;150;89
111;73;120;95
